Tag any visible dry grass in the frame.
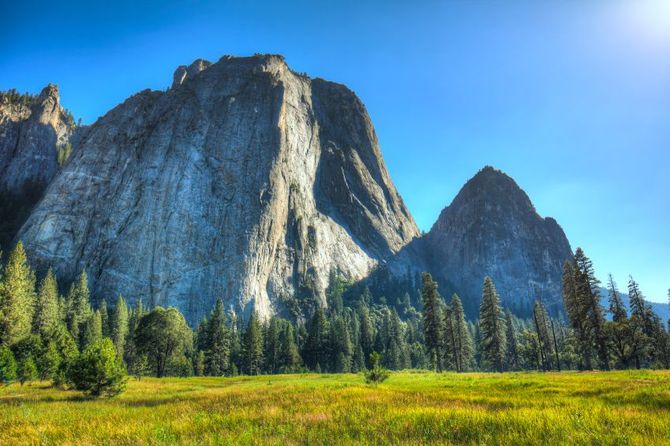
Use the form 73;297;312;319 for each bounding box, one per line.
1;370;669;445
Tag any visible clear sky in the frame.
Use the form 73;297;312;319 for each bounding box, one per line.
1;0;668;301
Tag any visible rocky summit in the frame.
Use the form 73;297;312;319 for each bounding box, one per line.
15;55;420;322
0;84;76;248
423;167;573;316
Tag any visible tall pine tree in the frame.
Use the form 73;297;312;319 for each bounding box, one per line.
421;273;443;371
479;277;507;372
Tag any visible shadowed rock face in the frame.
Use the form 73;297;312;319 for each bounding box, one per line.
0;84;74;249
17;55;419;322
424;166;573;316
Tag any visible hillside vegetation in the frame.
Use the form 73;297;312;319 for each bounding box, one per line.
1;370;669;445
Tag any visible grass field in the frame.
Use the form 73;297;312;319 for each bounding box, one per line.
1;371;669;445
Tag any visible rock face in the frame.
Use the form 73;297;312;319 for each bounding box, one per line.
0;85;74;249
17;55;419;322
423;167;573;316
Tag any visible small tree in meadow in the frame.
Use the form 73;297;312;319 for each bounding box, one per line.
17;356;37;385
69;338;127;397
0;346;17;384
365;352;389;384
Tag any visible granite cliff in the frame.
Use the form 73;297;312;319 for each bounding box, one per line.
15;55;420;322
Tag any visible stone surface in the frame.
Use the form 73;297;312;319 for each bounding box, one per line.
17;55;420;322
422;166;573;316
0;84;73;192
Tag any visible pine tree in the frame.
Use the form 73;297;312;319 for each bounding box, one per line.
242;312;263;375
358;305;374;368
562;260;592;369
124;299;144;371
205;299;230;376
450;294;473;372
329;315;353;372
66;270;92;348
504;309;520;371
0;242;37;346
80;310;103;349
263;317;281;374
479;277;507;372
111;295;129;357
605;275;632;368
278;322;301;372
574;248;609;370
303;307;329;371
32;269;60;339
421;273;443;371
532;300;555;371
99;300;110;338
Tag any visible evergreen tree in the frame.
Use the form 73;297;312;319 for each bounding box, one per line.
37;340;61;381
193;350;205;376
99;300;110;338
32;269;60;339
66;270;92;348
264;317;281;374
605;275;632;368
278;322;301;372
574;248;609;370
358;305;374;368
204;299;230;376
124;299;144;372
421;273;443;371
111;295;129;357
450;294;473;372
329;315;352;372
562;260;592;369
0;242;37;346
303;307;329;371
242;312;263;375
479;277;507;372
80;310;103;349
532;300;555;371
69;338;127;397
0;346;17;383
504;309;520;371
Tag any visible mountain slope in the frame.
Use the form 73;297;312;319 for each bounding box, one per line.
16;55;419;322
422;166;573;316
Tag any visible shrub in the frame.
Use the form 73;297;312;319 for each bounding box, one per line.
365;352;389;384
17;356;38;385
0;346;17;384
68;338;127;397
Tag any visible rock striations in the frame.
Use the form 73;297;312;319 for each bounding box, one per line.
16;55;420;322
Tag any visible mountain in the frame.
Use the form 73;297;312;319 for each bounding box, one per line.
15;55;420;322
0;85;75;249
421;167;573;316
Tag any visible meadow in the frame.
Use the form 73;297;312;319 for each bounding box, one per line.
1;370;669;445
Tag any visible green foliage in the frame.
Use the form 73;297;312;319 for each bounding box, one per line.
0;242;37;346
479;277;507;372
421;273;443;371
33;269;60;338
135;307;192;377
0;346;17;383
65;271;92;349
242;312;263;375
57;142;73;166
110;295;129;356
17;355;37;385
364;351;389;384
68;338;127;397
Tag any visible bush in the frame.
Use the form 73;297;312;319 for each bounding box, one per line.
0;346;17;384
365;352;390;384
68;338;127;397
17;356;37;385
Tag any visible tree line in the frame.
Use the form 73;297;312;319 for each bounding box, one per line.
1;242;669;396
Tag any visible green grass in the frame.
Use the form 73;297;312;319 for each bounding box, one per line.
1;370;669;445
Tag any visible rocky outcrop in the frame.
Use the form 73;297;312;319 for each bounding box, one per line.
423;167;573;316
0;85;75;249
17;55;419;322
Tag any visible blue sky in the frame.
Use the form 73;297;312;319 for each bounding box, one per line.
1;0;668;301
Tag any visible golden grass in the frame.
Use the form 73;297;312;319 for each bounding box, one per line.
1;370;669;445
